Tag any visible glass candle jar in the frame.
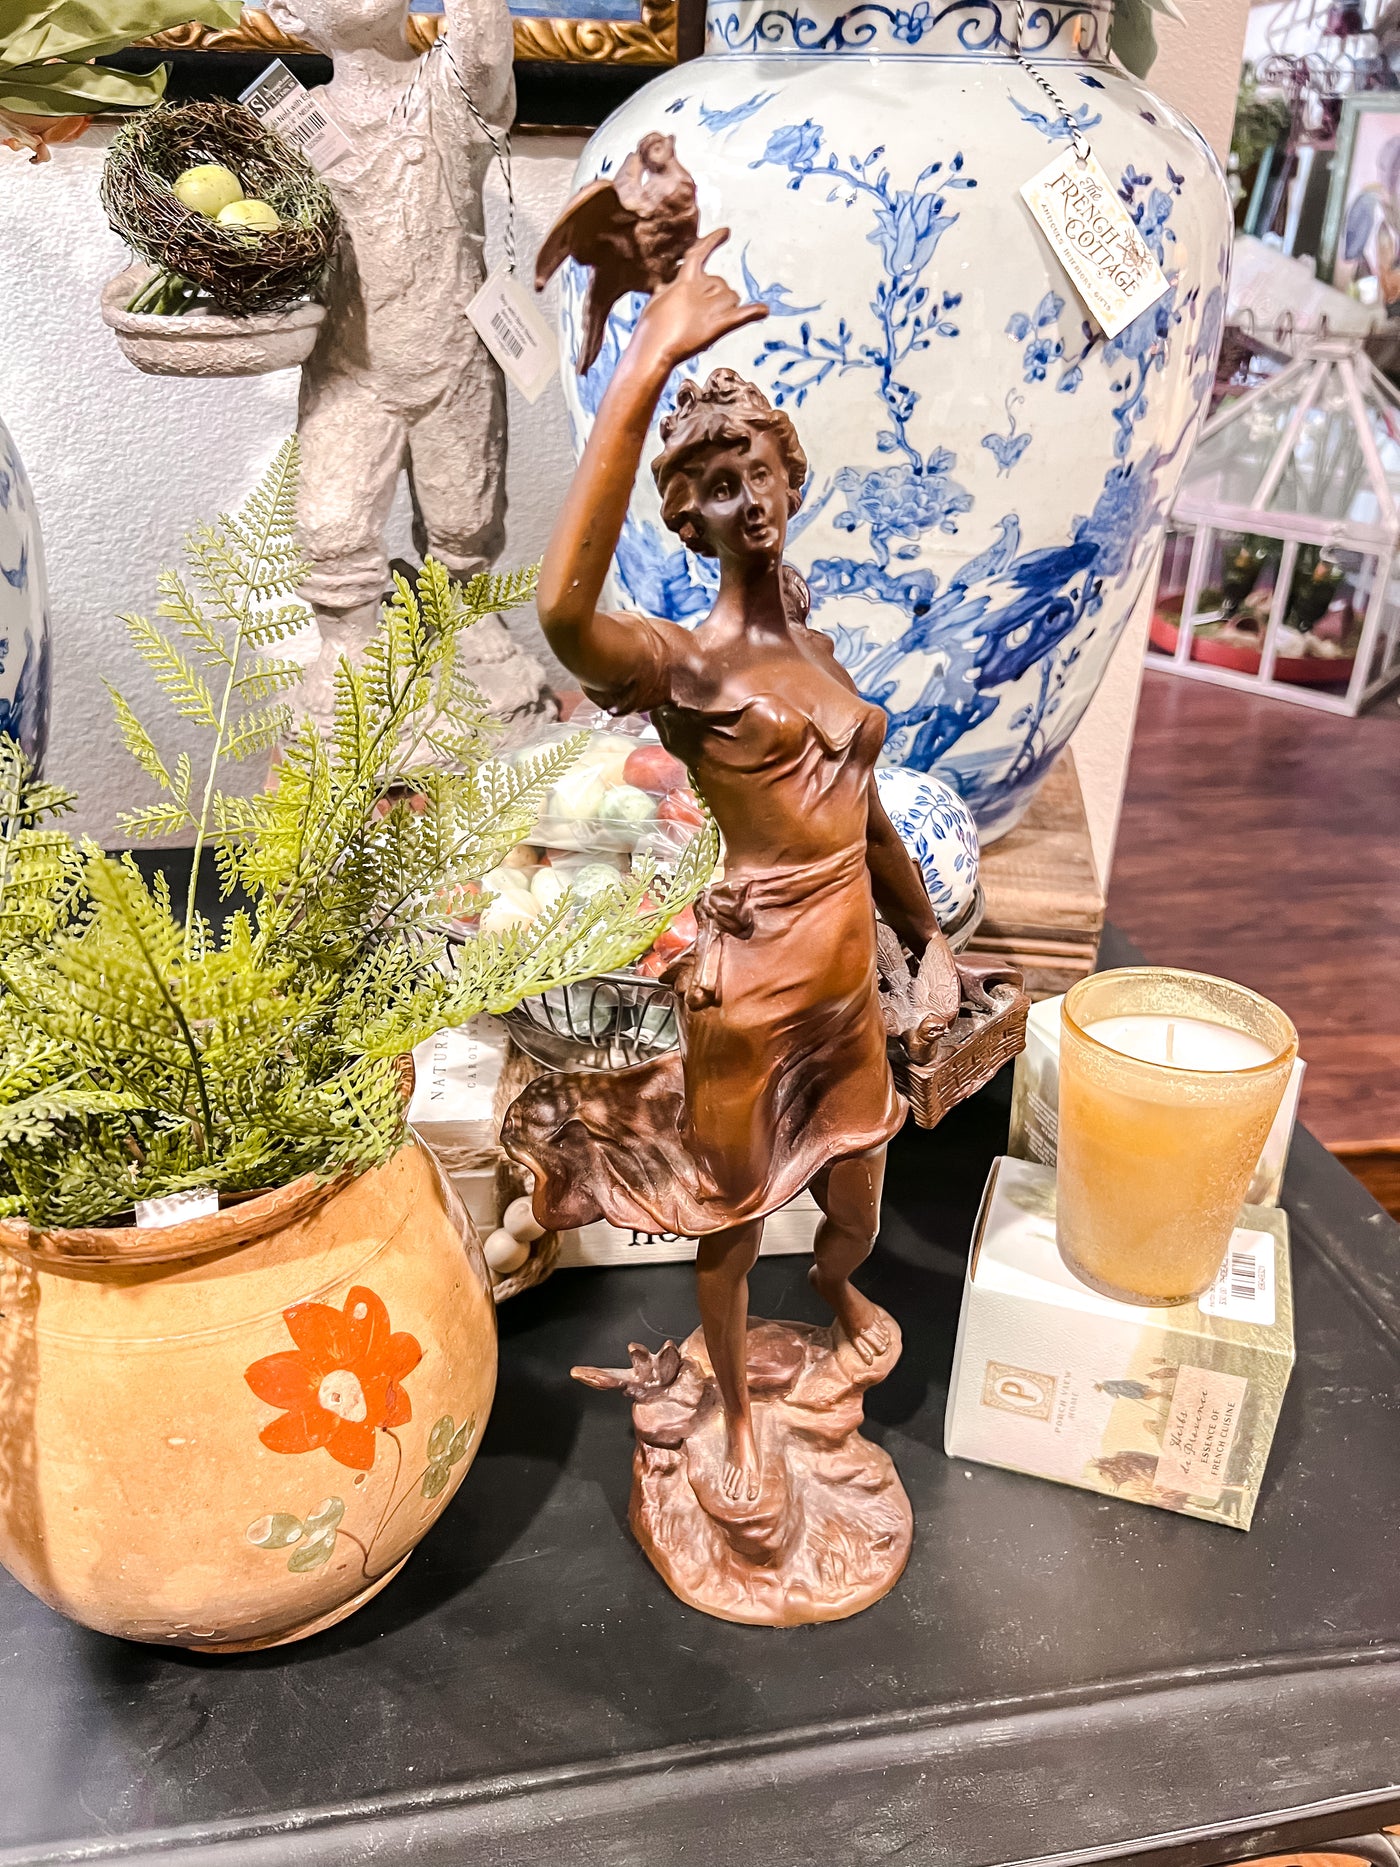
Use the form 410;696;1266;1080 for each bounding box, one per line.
1057;969;1298;1306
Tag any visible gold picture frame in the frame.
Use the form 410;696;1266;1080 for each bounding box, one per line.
142;2;678;68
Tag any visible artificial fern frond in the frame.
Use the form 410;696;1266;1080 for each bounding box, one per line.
107;687;179;792
223;705;292;764
122;614;218;727
120;802;199;841
242;602;314;650
234;658;304;701
0;738;83;945
0;441;715;1227
155;570;234;668
0;1085;145;1148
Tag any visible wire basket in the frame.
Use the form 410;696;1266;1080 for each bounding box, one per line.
503;972;679;1073
100;102;339;315
501;886;985;1075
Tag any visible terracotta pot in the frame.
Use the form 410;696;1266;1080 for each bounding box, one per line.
0;1140;496;1651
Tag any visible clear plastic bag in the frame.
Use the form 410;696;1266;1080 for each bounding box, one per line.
515;705;706;858
445;708;709;970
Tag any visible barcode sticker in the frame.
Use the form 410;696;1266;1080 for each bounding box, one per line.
1198;1229;1276;1327
240;59;353;173
466;266;558;402
135;1189;220;1230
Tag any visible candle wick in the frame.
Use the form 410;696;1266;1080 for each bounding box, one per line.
1166;1021;1176;1064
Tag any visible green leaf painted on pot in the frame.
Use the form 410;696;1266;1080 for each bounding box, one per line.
449;1417;475;1465
287;1530;337;1572
247;1512;304;1549
421;1413;476;1497
304;1496;345;1536
421;1460;452;1500
247;1495;344;1563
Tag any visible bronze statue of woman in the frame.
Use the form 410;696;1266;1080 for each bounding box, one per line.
506;229;973;1528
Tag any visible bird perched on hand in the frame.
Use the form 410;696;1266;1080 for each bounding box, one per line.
535;132;701;374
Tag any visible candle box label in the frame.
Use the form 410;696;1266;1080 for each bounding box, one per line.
1198;1231;1275;1326
1153;1365;1247;1502
944;1157;1295;1531
1008;995;1305;1206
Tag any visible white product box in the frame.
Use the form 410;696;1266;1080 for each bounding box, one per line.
945;1157;1295;1531
408;1016;509;1174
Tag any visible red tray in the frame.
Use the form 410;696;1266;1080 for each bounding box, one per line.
1149;612;1354;688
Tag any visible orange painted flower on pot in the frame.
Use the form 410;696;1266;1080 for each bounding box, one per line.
245;1286;422;1472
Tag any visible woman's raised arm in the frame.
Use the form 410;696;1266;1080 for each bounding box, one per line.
536;230;767;693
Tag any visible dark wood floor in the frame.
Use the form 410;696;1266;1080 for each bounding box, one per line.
1108;671;1400;1151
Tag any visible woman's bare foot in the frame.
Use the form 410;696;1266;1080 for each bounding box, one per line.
810;1266;890;1366
720;1418;762;1502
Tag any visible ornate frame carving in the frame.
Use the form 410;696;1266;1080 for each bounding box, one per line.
142;1;677;66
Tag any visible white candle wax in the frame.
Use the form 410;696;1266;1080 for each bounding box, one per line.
1082;1014;1275;1072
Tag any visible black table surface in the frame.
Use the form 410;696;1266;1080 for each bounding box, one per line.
3;930;1400;1867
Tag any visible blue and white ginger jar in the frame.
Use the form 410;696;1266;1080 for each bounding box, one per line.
555;0;1230;839
0;418;51;768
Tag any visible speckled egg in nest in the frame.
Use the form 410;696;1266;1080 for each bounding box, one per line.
101;101;339;315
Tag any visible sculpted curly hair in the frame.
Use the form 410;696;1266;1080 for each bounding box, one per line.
651;368;808;556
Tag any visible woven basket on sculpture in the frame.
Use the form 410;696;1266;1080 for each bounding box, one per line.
100;103;339;315
890;985;1031;1130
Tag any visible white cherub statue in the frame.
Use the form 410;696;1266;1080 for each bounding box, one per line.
264;0;547;727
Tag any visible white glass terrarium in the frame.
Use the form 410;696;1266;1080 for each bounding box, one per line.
1148;337;1400;714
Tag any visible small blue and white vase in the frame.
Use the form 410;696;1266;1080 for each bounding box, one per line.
0;417;51;769
873;765;979;928
555;0;1230;839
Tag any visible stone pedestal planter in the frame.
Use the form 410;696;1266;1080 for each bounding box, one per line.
102;266;326;378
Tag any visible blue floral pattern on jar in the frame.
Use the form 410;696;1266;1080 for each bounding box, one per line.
0;419;50;769
552;2;1231;839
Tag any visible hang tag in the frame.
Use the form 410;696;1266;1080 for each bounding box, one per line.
466;266;558;403
135;1188;220;1230
241;60;353;173
1021;146;1171;340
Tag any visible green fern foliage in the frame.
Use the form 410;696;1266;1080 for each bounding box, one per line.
0;441;715;1229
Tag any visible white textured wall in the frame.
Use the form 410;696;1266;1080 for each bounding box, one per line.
0;128;584;843
1068;0;1251;878
1;6;1249;863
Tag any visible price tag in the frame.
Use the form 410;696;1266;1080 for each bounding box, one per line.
240;59;353;173
1021;145;1171;340
467;266;558;403
136;1189;220;1230
1198;1229;1276;1328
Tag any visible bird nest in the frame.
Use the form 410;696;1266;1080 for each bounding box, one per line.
100;102;339;316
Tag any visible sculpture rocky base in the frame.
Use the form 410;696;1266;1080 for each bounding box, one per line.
574;1309;911;1626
